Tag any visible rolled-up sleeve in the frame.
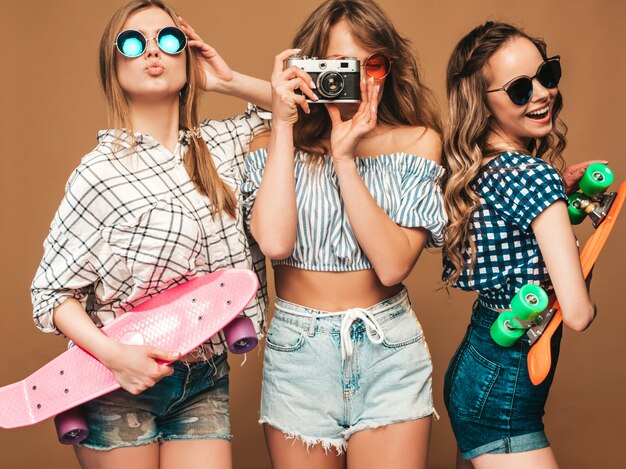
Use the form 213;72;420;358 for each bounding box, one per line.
31;168;104;334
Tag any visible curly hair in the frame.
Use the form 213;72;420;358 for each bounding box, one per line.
442;21;567;284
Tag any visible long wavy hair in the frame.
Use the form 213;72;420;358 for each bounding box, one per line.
442;21;567;284
291;0;441;160
99;0;236;218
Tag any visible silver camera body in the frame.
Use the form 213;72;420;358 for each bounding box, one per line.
286;56;361;103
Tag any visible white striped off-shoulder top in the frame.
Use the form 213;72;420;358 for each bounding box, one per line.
243;149;446;272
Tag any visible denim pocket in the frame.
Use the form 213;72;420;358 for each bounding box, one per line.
381;309;424;349
265;318;306;352
449;343;501;420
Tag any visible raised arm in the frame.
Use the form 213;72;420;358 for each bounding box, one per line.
179;16;272;109
248;50;318;258
327;79;443;286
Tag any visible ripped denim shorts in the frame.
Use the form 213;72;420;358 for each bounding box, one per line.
79;352;231;450
259;287;434;454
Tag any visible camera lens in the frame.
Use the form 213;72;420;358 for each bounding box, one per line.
317;72;344;98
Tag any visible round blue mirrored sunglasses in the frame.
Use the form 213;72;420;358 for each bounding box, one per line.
114;27;187;58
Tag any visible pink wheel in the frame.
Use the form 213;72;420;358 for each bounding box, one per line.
54;407;88;445
223;316;258;354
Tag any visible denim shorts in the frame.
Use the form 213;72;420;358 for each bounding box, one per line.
79;352;231;450
443;301;563;460
260;288;434;453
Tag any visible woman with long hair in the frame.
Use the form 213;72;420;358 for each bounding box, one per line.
30;1;275;467
244;1;445;467
441;21;596;468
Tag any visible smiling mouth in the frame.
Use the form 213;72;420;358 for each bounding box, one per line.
526;106;549;120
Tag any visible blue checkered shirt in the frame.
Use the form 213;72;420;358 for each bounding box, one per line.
443;152;567;309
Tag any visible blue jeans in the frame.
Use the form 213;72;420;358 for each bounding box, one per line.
80;353;231;450
444;301;562;460
260;288;434;454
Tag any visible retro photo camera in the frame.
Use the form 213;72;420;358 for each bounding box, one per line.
286;56;361;103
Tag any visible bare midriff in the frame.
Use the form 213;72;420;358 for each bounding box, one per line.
274;265;402;312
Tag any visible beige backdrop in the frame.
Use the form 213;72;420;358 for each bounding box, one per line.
1;1;624;468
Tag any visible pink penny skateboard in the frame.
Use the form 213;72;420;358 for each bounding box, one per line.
0;268;259;444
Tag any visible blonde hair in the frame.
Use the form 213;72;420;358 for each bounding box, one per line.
98;0;236;218
442;22;567;285
291;0;441;161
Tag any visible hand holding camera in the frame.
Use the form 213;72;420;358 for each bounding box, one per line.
326;76;380;164
287;52;391;104
270;49;319;127
270;51;389;143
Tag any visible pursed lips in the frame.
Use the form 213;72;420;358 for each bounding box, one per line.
145;62;165;75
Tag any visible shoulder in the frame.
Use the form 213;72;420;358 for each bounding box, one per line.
69;145;114;185
64;138;144;199
492;152;562;185
480;152;565;202
390;126;442;164
249;131;271;153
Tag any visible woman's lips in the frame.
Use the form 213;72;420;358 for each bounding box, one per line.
146;64;165;76
525;105;550;123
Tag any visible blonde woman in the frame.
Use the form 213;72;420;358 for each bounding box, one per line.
441;22;598;468
244;1;445;467
30;1;274;467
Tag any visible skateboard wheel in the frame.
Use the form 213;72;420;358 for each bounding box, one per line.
54;407;88;445
568;192;589;225
579;163;614;197
223;316;258;354
490;312;525;347
510;284;549;319
491;285;549;347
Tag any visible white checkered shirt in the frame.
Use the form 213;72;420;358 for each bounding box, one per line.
32;104;271;355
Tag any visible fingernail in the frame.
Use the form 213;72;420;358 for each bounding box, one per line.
376;85;380;92
371;105;376;113
310;81;316;89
